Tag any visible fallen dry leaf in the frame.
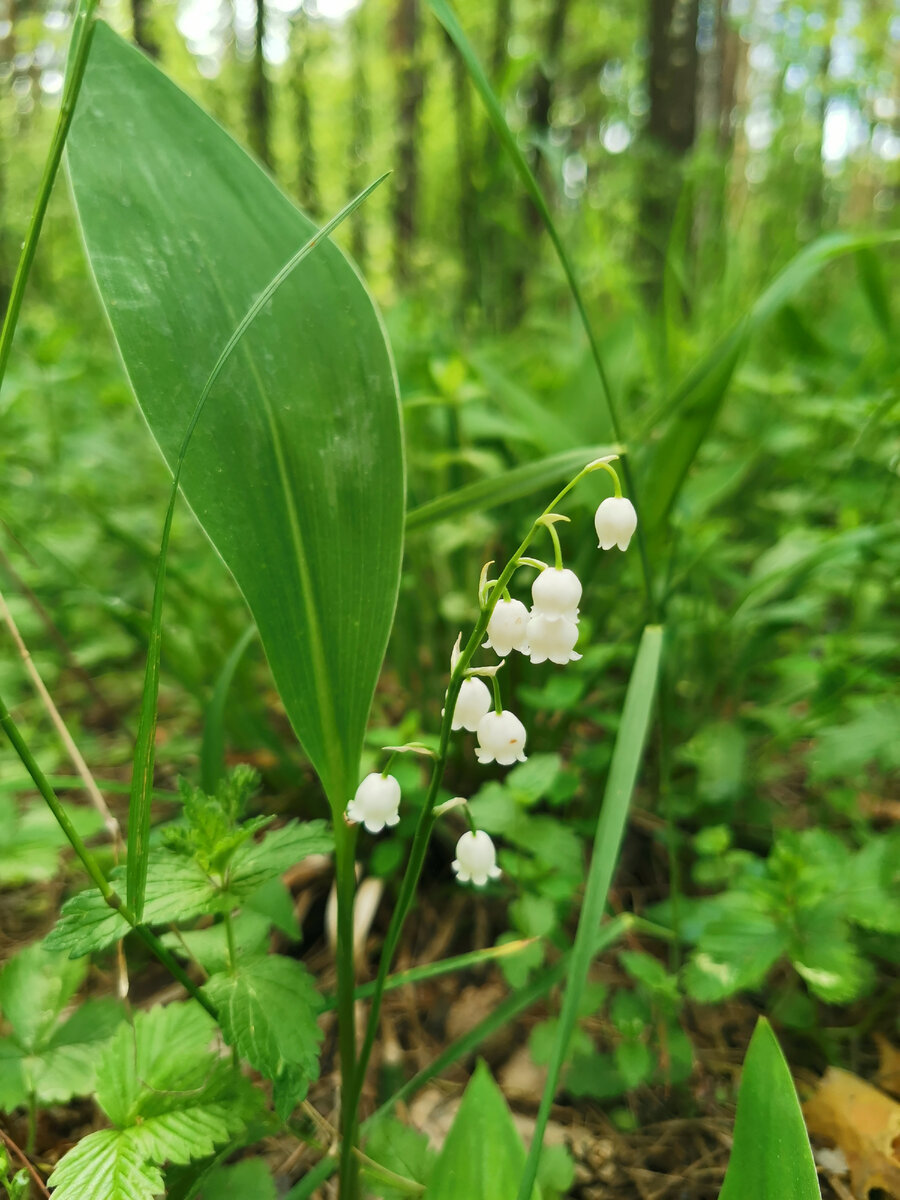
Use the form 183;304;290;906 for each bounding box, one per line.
804;1067;900;1198
876;1036;900;1100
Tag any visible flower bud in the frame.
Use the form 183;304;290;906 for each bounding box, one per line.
531;567;582;622
594;496;637;551
483;598;530;657
451;677;492;732
526;611;582;665
475;709;527;766
346;772;401;833
452;830;502;886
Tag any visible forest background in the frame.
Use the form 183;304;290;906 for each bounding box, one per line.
0;0;899;1196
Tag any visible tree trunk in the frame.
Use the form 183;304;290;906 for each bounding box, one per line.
445;31;478;318
638;0;700;301
348;5;372;268
248;0;273;169
131;0;160;58
392;0;423;284
293;13;320;219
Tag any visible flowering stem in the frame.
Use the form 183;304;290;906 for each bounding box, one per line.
490;673;503;716
545;523;563;570
333;817;361;1200
349;459;609;1116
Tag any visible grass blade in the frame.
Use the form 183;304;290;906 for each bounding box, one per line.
640;230;900;534
719;1018;819;1200
126;175;389;920
406;445;618;532
200;623;257;793
516;625;664;1200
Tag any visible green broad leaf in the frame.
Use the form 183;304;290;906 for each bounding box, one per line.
718;1019;819;1200
46;853;224;957
0;941;85;1052
162;911;271;976
48;1129;164;1200
0;796;104;886
127;1097;245;1166
362;1116;435;1199
44;887;129;956
427;1061;538;1200
199;1160;277;1200
226;820;332;899
536;1145;575;1200
202;954;323;1118
68;24;404;813
683;907;790;1003
95;1002;219;1128
843;833;900;934
614;1040;654;1090
0;1039;27;1111
22;998;125;1105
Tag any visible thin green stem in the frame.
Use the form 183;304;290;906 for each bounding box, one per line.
224;911;238;975
545;523;563;570
333;820;360;1200
25;1093;37;1158
0;0;99;390
490;672;503;715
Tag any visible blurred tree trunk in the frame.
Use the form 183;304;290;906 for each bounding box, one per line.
524;0;571;197
444;31;478;318
292;13;320;218
638;0;700;301
131;0;160;58
490;0;512;78
392;0;423;284
348;4;372;268
248;0;273;169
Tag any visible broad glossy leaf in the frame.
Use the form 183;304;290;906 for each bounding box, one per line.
428;1061;537;1200
68;25;404;811
719;1019;819;1200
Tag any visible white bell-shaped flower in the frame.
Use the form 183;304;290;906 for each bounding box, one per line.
531;567;582;623
451;677;492;732
452;830;502;886
594;496;637;551
475;709;527;765
526;611;582;665
346;772;401;833
483;598;530;657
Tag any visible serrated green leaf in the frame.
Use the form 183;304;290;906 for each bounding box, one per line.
427;1061;538;1200
43;887;129;957
127;1095;244;1165
68;24;404;813
202;955;322;1119
719;1019;819;1200
226;821;332;899
162;911;271;976
684;908;790;1003
614;1040;654;1090
95;1002;218;1128
48;1128;164;1200
363;1116;434;1200
199;1160;277;1200
0;798;104;886
0;1039;27;1111
25;998;124;1105
46;854;225;957
0;941;85;1052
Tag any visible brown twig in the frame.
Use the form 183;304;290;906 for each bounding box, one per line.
0;1126;50;1198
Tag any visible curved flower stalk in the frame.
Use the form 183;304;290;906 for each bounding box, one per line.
347;453;635;1123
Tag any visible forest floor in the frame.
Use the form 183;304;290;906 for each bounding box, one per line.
0;855;863;1200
